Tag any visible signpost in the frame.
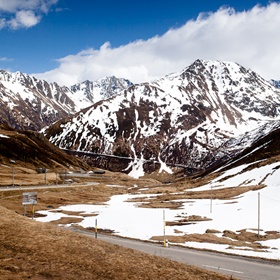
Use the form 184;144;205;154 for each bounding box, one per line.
22;192;37;219
258;192;260;238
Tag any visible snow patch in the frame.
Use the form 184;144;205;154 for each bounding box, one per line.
158;155;173;174
0;134;9;138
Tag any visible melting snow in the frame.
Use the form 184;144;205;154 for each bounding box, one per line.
36;161;280;260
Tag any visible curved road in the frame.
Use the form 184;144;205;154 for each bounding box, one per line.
2;184;280;279
72;228;280;280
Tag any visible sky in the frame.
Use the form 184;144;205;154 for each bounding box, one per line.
0;0;280;86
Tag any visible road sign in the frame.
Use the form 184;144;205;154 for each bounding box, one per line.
22;192;37;205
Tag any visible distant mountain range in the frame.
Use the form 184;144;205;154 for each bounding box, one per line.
0;59;280;176
40;59;280;175
0;71;132;130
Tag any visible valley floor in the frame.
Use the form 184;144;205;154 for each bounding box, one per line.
1;162;279;280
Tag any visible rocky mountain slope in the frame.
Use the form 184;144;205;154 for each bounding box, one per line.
270;79;280;89
200;119;280;174
0;70;76;130
0;70;132;130
43;59;280;175
70;76;133;110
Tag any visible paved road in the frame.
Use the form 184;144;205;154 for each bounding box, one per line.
72;228;280;280
2;184;280;279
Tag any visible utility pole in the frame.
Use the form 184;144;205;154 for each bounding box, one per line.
44;169;47;185
258;192;260;238
64;169;66;184
210;185;213;213
12;167;14;187
95;219;98;239
163;210;166;247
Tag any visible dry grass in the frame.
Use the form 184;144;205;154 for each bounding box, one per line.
0;205;233;280
0;184;117;215
166;215;212;226
0;165;76;186
151;228;280;253
0;165;278;279
0;170;277;256
127;184;265;209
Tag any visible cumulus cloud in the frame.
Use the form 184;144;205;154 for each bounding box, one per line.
35;3;280;86
9;10;41;29
0;0;58;29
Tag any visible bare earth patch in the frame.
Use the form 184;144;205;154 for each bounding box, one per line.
150;228;280;253
166;215;212;226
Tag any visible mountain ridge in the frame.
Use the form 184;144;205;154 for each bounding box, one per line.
70;76;133;110
0;70;132;130
43;59;280;176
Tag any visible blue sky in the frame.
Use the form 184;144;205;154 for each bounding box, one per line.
0;0;279;85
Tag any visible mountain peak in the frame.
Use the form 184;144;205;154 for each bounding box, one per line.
70;76;133;110
44;59;280;175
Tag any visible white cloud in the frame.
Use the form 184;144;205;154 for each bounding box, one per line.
0;0;58;13
9;10;41;29
35;3;280;86
0;57;13;61
0;0;58;29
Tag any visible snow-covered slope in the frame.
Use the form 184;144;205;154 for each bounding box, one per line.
44;59;280;174
70;76;133;110
36;135;280;260
0;70;132;130
37;161;280;260
0;70;76;130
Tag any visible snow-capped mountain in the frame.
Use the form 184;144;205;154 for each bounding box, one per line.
0;70;76;130
202;119;280;172
0;70;132;130
70;76;133;110
270;79;280;89
44;59;280;175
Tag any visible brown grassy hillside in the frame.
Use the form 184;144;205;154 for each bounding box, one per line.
0;205;233;280
0;125;88;171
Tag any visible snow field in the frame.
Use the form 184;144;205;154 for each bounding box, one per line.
36;160;280;260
